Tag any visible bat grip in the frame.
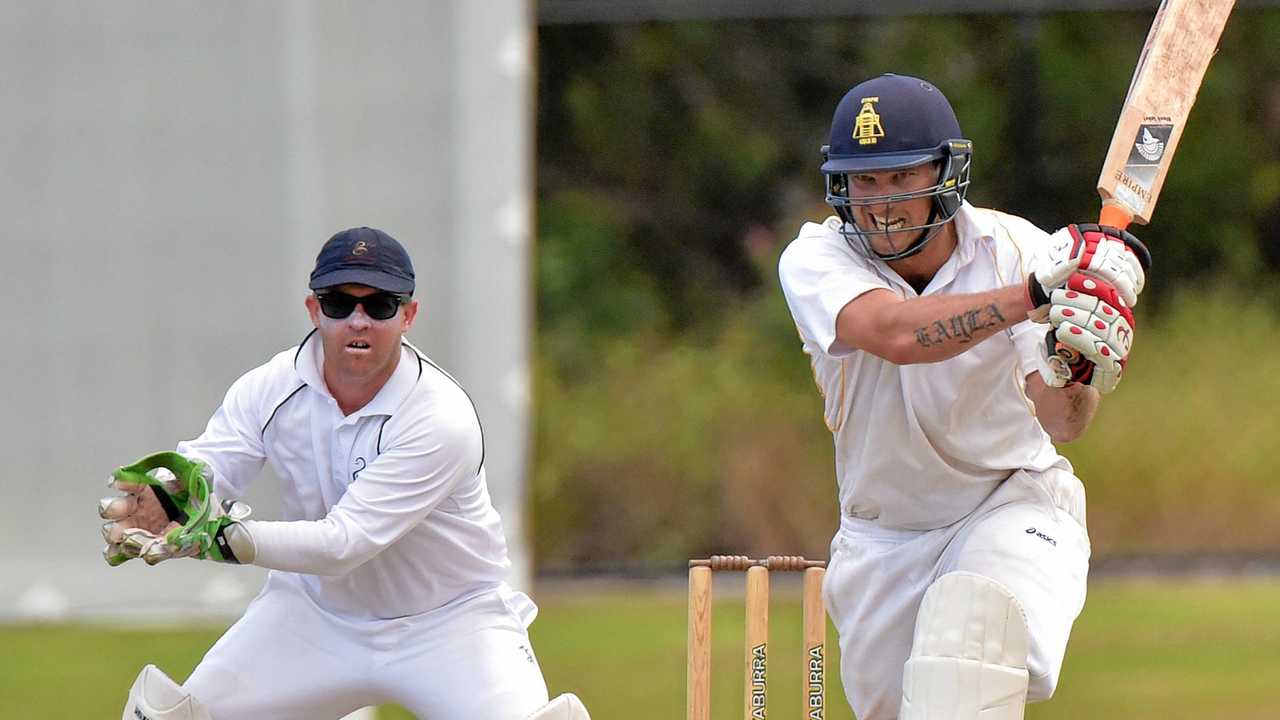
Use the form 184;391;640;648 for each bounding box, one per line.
1099;203;1133;231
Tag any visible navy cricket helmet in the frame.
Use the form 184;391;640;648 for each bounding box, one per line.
821;74;973;261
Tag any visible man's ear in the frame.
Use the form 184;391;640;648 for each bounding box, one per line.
304;294;322;328
401;298;419;331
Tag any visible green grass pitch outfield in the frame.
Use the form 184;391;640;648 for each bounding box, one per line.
2;577;1278;719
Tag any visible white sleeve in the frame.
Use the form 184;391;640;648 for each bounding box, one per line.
778;231;891;357
1010;318;1053;381
244;407;483;576
1007;241;1049;378
176;369;268;499
994;215;1054;380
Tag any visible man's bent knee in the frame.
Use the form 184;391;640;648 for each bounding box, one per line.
122;665;212;720
899;572;1029;720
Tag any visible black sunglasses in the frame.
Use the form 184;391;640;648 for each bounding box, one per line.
315;291;408;320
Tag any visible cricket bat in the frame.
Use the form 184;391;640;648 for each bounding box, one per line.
1096;0;1235;231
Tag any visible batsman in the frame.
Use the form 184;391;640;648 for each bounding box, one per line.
98;227;589;720
778;74;1152;720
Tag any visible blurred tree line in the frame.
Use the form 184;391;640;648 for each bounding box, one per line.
531;11;1280;569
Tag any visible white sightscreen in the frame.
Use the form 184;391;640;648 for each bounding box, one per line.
0;0;533;622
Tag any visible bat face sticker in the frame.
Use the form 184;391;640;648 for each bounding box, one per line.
1112;123;1176;213
1127;123;1173;166
1134;127;1166;162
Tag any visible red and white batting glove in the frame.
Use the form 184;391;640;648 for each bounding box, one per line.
1039;274;1137;394
1026;224;1152;318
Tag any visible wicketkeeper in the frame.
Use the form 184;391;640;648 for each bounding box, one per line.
99;227;589;720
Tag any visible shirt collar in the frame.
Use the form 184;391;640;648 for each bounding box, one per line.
909;202;990;293
293;331;421;418
948;201;990;267
838;202;990;295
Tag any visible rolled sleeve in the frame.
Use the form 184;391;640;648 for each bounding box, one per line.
1010;319;1053;382
779;226;890;357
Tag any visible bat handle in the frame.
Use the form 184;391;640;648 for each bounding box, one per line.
1099;203;1133;231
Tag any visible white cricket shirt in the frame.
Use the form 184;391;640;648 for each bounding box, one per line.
177;332;517;620
778;203;1069;530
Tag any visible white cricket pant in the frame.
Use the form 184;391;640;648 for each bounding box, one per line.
184;573;549;719
824;467;1090;720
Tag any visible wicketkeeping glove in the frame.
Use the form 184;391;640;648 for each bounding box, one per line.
1026;224;1152;315
98;452;255;566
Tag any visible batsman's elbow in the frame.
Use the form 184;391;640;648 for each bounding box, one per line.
1025;373;1100;444
835;319;919;364
859;332;936;365
1044;423;1086;445
883;334;933;365
317;537;387;576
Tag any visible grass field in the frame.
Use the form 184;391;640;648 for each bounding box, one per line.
3;576;1278;719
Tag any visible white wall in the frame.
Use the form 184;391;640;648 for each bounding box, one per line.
0;0;533;623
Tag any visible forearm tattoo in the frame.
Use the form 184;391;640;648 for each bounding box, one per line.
1064;383;1090;423
913;303;1007;348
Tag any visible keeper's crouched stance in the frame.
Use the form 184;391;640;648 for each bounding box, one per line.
779;75;1150;720
102;227;590;720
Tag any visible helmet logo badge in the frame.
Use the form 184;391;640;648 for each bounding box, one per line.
852;96;885;146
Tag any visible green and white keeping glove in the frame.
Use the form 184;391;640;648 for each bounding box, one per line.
98;452;256;566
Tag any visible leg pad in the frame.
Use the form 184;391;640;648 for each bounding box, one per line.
899;572;1029;720
122;665;212;720
525;693;591;720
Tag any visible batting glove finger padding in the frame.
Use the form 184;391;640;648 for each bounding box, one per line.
1032;223;1151;311
1096;223;1153;272
1040;274;1137;394
1069;223;1149;304
1040;326;1126;393
1050;282;1135;359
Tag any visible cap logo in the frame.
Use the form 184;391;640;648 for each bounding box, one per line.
352;241;369;256
852;96;885;146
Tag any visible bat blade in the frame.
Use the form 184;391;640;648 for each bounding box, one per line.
1096;0;1235;230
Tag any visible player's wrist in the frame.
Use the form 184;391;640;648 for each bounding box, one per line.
210;514;256;564
1025;275;1049;313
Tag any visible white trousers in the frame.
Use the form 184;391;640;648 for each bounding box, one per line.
824;468;1091;720
184;574;550;719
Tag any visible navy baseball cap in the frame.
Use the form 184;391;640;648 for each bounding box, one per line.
309;227;415;294
821;74;964;174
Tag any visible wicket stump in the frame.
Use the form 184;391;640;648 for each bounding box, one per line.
687;555;827;720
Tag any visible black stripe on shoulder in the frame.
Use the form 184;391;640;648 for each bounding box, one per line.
376;416;391;455
401;342;486;475
262;384;306;437
293;328;317;367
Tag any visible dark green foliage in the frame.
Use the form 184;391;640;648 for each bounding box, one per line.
538;12;1280;316
534;12;1280;566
